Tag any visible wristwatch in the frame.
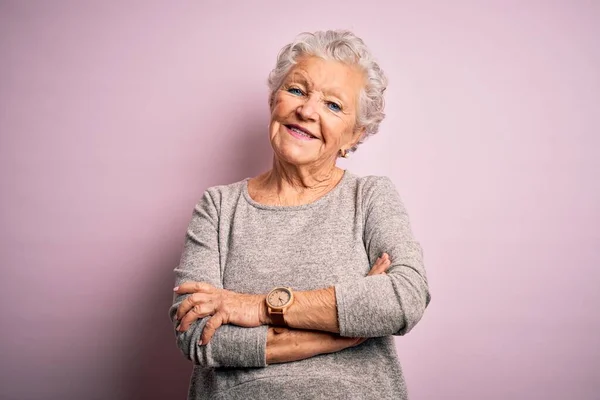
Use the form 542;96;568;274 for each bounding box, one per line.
266;287;294;326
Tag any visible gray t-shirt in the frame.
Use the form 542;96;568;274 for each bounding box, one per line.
169;170;431;399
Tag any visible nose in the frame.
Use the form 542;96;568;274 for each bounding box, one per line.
296;95;319;121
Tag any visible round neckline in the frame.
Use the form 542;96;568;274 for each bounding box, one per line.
242;169;350;211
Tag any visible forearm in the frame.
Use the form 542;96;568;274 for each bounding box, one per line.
263;265;428;338
273;287;340;333
266;326;363;364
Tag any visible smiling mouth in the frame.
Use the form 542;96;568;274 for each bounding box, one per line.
285;124;317;139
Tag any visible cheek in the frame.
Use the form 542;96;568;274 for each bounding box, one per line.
269;98;280;118
323;118;353;144
271;94;297;117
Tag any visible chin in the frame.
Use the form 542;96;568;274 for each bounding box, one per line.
272;144;317;166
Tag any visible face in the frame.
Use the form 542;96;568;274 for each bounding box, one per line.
268;56;365;168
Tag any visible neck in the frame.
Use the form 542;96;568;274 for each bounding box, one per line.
259;156;344;199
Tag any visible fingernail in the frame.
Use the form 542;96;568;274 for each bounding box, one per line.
198;339;203;345
173;286;179;291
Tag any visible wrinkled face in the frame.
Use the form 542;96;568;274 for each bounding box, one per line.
269;56;365;168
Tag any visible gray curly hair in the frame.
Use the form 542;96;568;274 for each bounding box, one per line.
267;30;388;153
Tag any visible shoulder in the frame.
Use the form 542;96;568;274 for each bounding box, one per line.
346;172;399;200
195;178;248;212
341;172;406;217
343;174;412;230
356;174;396;190
204;178;247;200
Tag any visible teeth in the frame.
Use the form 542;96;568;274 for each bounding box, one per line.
290;127;312;137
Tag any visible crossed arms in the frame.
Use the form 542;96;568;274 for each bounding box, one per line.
168;177;430;367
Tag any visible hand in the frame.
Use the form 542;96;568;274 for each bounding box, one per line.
321;332;367;352
367;252;391;276
174;282;267;345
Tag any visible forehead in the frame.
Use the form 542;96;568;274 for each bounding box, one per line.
285;56;365;103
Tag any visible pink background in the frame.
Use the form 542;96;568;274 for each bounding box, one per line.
1;1;598;399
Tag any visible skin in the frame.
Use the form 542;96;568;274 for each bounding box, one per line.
176;254;391;363
175;56;390;363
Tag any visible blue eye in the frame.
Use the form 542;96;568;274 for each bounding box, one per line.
287;87;304;96
327;102;341;112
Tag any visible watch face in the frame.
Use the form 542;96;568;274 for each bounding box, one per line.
267;288;291;308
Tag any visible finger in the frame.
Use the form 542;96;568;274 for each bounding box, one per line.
368;254;390;276
381;253;393;272
176;293;212;320
176;292;208;320
174;281;214;295
375;253;390;266
178;303;216;332
368;260;390;276
177;308;200;332
374;253;389;266
366;256;383;275
367;266;380;276
200;312;224;345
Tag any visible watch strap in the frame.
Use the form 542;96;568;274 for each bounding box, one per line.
269;310;286;326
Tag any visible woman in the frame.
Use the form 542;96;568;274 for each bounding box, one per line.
169;30;431;400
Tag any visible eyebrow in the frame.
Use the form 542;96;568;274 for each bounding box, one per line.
287;72;312;88
325;88;347;103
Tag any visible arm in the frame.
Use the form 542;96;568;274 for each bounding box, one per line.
281;177;431;337
175;177;428;340
176;250;393;348
265;327;365;364
169;190;268;368
265;256;391;364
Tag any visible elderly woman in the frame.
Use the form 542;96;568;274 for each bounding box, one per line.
169;30;431;399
